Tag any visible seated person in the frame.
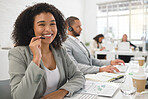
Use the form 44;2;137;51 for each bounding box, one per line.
8;3;85;99
90;34;105;56
122;34;137;49
63;16;125;75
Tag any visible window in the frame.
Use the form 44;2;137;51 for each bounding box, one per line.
97;0;148;42
131;14;143;39
97;18;107;34
118;16;129;39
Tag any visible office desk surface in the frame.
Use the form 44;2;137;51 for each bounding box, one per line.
65;63;148;99
95;50;147;60
95;50;147;56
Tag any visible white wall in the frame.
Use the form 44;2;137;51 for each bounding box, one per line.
0;0;85;80
0;50;9;80
0;0;85;48
0;0;127;47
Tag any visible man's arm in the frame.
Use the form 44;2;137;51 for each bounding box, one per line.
63;41;122;74
91;57;110;66
63;43;100;74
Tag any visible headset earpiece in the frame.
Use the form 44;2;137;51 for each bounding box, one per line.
68;27;73;31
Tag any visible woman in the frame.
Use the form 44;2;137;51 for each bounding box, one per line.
121;34;137;49
90;34;105;56
8;3;85;99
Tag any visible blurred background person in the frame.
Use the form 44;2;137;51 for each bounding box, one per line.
90;34;105;56
122;34;137;50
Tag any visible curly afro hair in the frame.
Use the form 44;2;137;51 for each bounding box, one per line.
12;3;67;49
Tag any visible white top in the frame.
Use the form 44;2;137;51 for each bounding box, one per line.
69;35;89;57
90;39;104;56
43;65;60;96
90;39;98;56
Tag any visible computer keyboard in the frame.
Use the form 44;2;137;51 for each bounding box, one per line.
116;65;128;73
78;94;98;99
64;94;98;99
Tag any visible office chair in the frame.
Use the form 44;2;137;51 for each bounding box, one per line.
0;79;12;99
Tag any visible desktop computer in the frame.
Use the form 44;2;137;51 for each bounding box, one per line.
118;55;134;63
118;42;130;51
146;40;148;51
145;56;148;89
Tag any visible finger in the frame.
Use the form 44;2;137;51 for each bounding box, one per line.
116;59;125;65
107;65;112;67
110;66;119;72
112;67;120;72
105;66;114;73
32;39;41;44
30;39;41;48
119;60;125;64
108;69;114;73
30;36;42;43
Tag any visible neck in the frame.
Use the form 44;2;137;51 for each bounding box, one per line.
68;31;76;38
41;44;51;55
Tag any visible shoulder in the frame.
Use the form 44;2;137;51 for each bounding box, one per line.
8;46;30;63
9;46;29;52
63;37;71;44
62;37;73;48
91;39;97;43
9;46;30;55
56;46;67;55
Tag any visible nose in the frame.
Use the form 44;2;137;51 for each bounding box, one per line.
45;25;52;32
80;27;82;31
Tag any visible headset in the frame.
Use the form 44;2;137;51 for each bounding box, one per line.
68;26;73;31
67;19;79;36
68;22;79;36
67;19;73;32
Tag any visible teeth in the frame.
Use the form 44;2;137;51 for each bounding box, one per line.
44;34;52;37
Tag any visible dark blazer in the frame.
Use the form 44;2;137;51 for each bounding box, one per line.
8;46;85;99
129;41;137;49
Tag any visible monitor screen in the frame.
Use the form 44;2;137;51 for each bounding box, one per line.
146;40;148;51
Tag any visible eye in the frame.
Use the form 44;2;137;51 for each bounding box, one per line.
50;23;56;26
38;24;45;26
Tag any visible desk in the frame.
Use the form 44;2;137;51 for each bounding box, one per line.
65;63;148;99
95;50;147;62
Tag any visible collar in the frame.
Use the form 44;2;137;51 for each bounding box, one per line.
68;35;80;42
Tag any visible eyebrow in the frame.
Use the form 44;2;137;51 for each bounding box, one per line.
37;20;56;24
51;20;56;22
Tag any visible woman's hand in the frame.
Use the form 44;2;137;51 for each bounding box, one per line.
41;89;69;99
100;47;105;51
29;36;42;66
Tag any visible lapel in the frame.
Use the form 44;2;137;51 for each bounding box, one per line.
29;45;64;88
50;46;64;88
29;46;47;79
68;37;90;58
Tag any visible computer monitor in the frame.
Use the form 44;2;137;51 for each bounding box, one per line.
145;56;148;73
118;55;134;63
146;40;148;51
118;42;130;51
